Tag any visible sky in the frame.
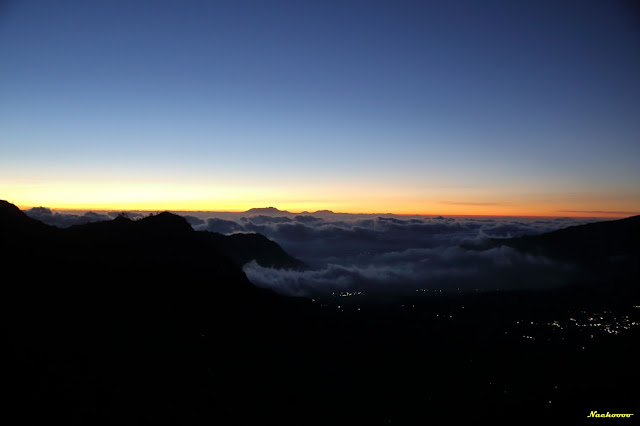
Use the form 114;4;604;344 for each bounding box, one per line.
1;0;639;216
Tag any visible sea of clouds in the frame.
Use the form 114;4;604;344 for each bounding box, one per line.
194;213;596;296
24;206;603;297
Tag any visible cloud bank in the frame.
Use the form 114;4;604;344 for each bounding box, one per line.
22;206;602;297
193;213;598;297
24;207;145;228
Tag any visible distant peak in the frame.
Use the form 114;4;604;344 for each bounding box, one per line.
137;211;193;233
112;215;133;223
244;207;290;214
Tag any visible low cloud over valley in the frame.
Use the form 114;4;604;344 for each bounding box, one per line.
24;207;604;297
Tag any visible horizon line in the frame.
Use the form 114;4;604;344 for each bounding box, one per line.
11;202;637;220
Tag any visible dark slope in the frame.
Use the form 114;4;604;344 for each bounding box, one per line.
0;199;46;224
1;200;60;283
491;215;640;298
0;202;312;322
0;201;318;425
6;208;257;306
201;231;306;269
493;214;640;262
0;199;54;238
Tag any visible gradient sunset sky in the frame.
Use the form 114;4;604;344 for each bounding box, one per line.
1;0;639;216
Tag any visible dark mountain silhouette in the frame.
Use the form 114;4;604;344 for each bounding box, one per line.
244;206;291;215
201;231;306;269
244;207;336;216
492;214;640;262
0;199;51;232
0;200;315;424
490;214;640;297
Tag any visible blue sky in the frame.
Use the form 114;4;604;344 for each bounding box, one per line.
1;0;639;215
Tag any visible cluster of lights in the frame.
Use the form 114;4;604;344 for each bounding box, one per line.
414;288;503;293
564;312;636;335
337;291;363;297
513;309;638;340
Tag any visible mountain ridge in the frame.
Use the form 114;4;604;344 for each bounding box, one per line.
492;214;640;262
2;200;305;273
0;199;319;425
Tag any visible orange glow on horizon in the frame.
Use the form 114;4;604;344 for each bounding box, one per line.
3;180;638;218
11;200;637;219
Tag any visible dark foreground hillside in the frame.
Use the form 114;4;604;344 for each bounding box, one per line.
1;200;638;425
